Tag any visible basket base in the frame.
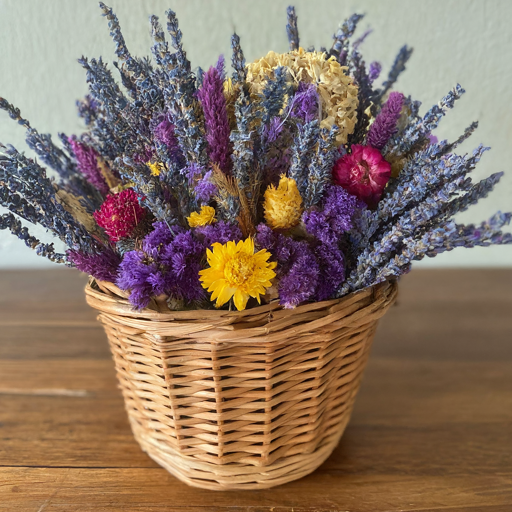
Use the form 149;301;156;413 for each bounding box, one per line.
129;415;351;490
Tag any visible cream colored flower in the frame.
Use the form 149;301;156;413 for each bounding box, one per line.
246;48;359;145
264;176;303;230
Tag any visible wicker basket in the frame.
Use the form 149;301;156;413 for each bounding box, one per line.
85;278;397;490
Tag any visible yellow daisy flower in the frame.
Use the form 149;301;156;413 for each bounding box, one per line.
246;48;359;145
187;206;217;227
199;238;277;311
147;161;165;176
264;176;303;230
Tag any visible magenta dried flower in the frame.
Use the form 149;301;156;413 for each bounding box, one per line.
93;189;147;243
332;145;391;206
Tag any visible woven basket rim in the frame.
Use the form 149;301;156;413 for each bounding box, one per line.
85;276;397;324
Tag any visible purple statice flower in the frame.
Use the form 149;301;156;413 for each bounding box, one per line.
67;248;121;282
117;249;167;309
194;170;218;202
183;163;218;202
279;254;319;308
197;56;232;173
368;61;382;83
313;242;345;301
367;92;405;150
117;223;206;309
289;82;319;124
255;223;278;253
143;221;181;251
68;137;109;195
161;230;206;302
195;221;243;247
184;162;203;182
256;224;321;308
263;117;285;144
303;185;361;245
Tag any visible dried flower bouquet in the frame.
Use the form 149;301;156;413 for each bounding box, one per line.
1;5;510;312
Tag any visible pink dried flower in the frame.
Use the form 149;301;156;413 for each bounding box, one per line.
93;189;146;242
332;145;391;206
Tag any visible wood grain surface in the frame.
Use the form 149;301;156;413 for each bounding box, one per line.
0;269;511;511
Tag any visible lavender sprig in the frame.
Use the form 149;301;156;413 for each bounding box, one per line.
260;67;290;125
166;9;191;74
379;144;490;225
152;11;208;169
288;120;320;197
99;3;144;80
0;97;96;200
286;6;300;51
0;213;66;264
231;33;247;83
329;13;364;65
342;169;505;294
303;126;339;208
389;84;465;157
0;145;91;247
375;45;413;103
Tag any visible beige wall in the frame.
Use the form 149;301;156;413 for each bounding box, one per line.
0;0;510;267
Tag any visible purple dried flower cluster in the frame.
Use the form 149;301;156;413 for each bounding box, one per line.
68;137;109;195
197;56;232;173
183;163;218;203
0;4;509;313
115;219;245;309
256;222;346;308
117;222;206;308
195;221;243;246
303;185;360;245
289;82;319;124
67;248;121;282
367;92;404;150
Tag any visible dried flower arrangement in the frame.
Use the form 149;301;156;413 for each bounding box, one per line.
1;4;510;312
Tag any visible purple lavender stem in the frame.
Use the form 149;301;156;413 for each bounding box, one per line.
197;56;232;173
367;92;404;150
68;138;109;195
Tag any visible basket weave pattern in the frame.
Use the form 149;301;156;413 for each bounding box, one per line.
85;279;397;490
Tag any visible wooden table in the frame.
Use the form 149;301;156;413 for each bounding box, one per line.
1;269;511;512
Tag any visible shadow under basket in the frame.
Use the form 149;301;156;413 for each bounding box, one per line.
85;278;398;490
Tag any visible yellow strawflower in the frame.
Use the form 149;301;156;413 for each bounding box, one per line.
147;161;165;176
246;48;359;145
264;176;303;230
187;205;217;227
199;238;277;311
